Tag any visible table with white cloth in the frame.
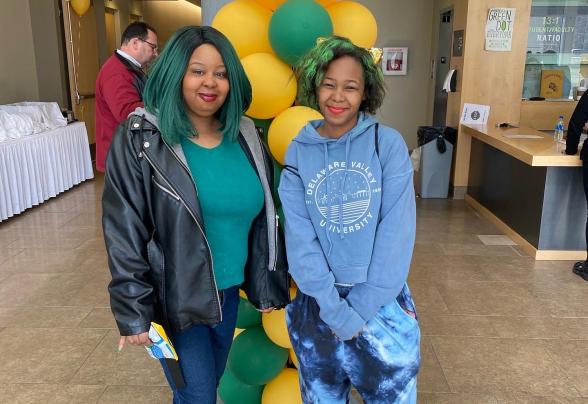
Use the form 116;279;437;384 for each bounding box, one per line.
0;122;94;221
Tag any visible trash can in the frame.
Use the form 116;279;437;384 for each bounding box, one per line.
414;126;457;198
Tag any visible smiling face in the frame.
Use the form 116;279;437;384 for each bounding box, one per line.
317;55;365;138
182;43;230;126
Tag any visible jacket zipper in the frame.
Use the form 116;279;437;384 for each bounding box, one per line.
152;176;180;200
141;150;223;322
254;135;279;271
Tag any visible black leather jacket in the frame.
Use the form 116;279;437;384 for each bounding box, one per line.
103;112;290;336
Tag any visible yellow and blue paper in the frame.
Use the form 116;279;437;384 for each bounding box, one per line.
145;322;178;361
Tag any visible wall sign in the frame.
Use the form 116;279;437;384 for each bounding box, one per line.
382;47;408;75
485;7;516;51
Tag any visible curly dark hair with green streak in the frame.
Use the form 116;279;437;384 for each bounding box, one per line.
295;36;385;114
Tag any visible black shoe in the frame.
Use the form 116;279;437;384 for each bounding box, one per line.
572;261;588;281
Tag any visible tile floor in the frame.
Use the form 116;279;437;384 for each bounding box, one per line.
0;174;587;403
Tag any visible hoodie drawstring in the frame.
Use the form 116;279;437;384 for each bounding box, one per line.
338;135;352;239
324;143;333;256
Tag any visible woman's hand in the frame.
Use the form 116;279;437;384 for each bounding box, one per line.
118;332;151;351
258;307;274;313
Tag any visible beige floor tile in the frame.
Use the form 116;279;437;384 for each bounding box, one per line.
0;273;110;307
0;327;107;384
410;282;450;314
0;307;92;328
62;212;104;229
71;330;168;386
416;231;482;245
3;210;81;230
418;392;499;404
98;385;171;403
439;243;521;257
419;314;499;337
78;308;117;329
544;340;588;396
434;280;554;316
489;316;588;340
0;383;105;404
418;337;451;393
494;394;588;404
413;243;446;256
0;248;108;274
0;247;24;265
431;336;581;397
409;259;491;282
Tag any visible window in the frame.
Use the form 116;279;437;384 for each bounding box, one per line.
523;0;588;99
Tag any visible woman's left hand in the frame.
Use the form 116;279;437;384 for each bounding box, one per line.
258;307;274;313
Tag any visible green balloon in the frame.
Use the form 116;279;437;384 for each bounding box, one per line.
273;162;282;208
269;0;333;66
228;326;289;386
250;117;273;143
278;206;285;229
236;297;261;328
219;366;263;404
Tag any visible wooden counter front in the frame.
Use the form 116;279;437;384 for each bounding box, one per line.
461;124;581;167
462;123;585;261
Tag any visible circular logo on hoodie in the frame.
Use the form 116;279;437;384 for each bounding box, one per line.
315;169;371;225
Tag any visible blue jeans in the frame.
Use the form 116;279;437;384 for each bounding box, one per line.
160;285;240;404
287;284;420;404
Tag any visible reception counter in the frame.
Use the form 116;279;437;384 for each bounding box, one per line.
462;124;585;260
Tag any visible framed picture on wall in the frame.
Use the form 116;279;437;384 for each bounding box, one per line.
382;47;408;75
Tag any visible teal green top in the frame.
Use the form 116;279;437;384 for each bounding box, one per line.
181;135;264;290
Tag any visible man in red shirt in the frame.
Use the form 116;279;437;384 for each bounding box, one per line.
95;22;158;172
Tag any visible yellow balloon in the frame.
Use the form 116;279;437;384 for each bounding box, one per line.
268;106;323;164
327;1;378;48
254;0;287;10
212;0;273;58
239;289;248;299
71;0;90;17
234;327;245;340
262;309;291;348
242;53;297;119
289;348;299;368
262;368;302;404
316;0;340;6
289;286;297;301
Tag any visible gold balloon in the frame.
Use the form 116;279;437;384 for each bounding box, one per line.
289;348;299;368
242;53;297;119
212;0;273;58
268;106;323;164
262;309;292;348
254;0;287;10
316;0;340;6
70;0;90;17
233;327;245;340
262;368;302;404
327;1;378;48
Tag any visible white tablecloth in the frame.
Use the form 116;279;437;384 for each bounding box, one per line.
0;122;94;221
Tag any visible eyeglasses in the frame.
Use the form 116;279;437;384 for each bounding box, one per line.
139;38;158;51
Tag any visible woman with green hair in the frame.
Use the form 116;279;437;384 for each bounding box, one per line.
102;25;289;403
279;36;420;403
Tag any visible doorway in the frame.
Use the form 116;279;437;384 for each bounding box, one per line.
433;9;453;127
105;8;118;54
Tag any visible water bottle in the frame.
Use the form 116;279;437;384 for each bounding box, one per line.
554;115;564;143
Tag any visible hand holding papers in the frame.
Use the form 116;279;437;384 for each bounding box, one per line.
145;322;178;360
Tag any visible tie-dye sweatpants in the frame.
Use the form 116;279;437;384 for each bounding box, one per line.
286;284;421;404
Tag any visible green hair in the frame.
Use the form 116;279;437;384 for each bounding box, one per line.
143;26;252;144
295;36;385;114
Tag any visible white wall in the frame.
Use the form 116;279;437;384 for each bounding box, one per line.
0;0;39;104
141;0;202;46
360;0;435;150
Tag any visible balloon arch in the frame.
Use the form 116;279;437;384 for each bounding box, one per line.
212;1;378;402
